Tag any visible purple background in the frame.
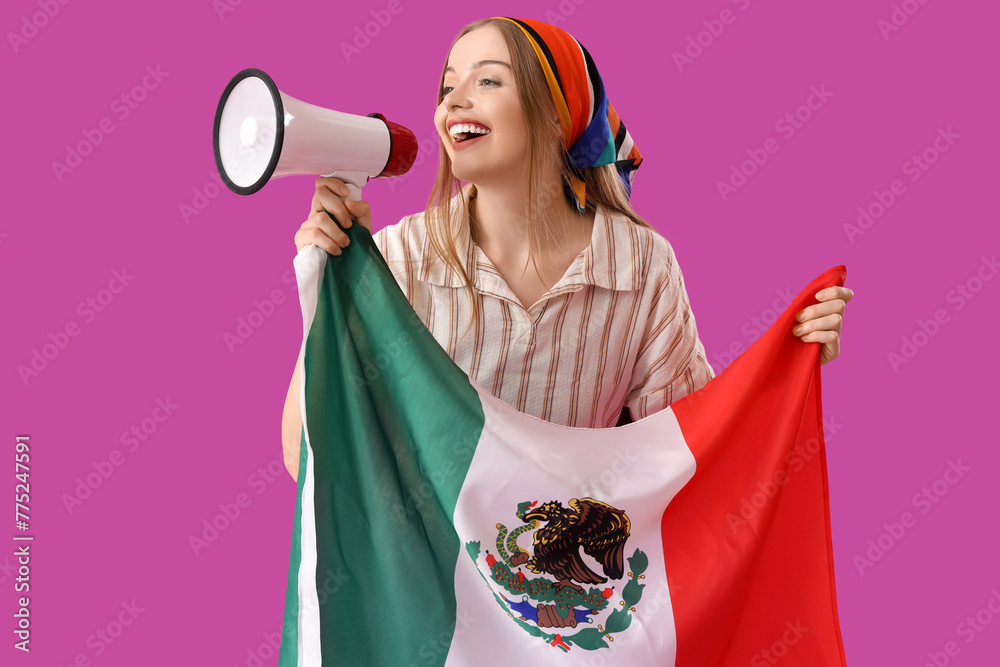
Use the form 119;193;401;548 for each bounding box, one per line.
4;0;998;665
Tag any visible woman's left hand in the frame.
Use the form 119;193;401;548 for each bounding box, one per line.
793;287;854;366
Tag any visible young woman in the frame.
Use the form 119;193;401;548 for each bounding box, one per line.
282;17;853;479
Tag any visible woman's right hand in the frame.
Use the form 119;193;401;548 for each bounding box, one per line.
294;176;373;255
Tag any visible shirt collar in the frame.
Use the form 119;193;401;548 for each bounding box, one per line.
421;188;641;293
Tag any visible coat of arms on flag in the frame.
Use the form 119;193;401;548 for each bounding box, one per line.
466;497;642;652
276;221;848;666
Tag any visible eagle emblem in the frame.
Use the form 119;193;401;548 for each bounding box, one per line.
512;498;631;594
464;497;648;653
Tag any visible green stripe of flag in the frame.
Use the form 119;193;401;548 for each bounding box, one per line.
279;221;487;666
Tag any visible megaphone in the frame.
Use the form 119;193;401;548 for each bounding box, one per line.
212;68;418;199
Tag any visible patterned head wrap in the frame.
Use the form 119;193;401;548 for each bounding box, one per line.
492;16;643;212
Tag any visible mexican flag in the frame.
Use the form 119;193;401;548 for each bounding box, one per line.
277;221;848;666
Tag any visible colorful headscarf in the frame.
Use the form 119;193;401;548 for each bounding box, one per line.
492;16;643;212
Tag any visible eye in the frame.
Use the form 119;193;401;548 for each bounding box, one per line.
440;78;502;97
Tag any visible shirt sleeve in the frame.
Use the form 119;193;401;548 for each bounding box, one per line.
372;219;411;298
623;240;715;421
372;226;387;256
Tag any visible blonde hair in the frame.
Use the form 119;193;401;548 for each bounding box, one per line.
423;18;653;342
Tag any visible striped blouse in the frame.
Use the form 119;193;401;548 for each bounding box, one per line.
372;191;716;429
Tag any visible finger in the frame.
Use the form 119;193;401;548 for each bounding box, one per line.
799;328;838;342
796;299;846;323
311;179;350;214
344;198;372;233
313;186;354;229
307;210;353;248
297;216;351;255
294;227;337;256
794;313;843;336
307;226;344;256
817;286;854;302
315;176;346;190
313;177;351;204
800;330;841;365
799;329;840;358
313;176;348;205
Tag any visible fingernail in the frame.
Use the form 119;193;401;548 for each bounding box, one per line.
340;185;350;195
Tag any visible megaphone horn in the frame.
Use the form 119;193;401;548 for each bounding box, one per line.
212;68;418;196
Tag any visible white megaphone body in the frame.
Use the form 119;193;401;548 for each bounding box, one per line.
212;68;418;201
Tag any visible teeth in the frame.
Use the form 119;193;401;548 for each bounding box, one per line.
449;123;492;139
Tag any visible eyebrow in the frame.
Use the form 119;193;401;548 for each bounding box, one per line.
444;59;512;74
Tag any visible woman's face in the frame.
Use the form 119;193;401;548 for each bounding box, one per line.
435;25;529;187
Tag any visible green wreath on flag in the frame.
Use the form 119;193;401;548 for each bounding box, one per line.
464;540;648;652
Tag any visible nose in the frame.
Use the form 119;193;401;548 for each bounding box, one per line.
443;76;473;108
444;92;467;110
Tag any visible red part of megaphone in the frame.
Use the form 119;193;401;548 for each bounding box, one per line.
368;112;418;178
212;68;419;195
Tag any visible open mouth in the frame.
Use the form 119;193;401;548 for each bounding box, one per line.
449;124;492;143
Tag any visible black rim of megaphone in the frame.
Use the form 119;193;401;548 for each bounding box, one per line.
213;68;284;196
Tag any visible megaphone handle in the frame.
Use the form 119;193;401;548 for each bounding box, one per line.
327;171;365;232
342;183;363;231
344;182;362;202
